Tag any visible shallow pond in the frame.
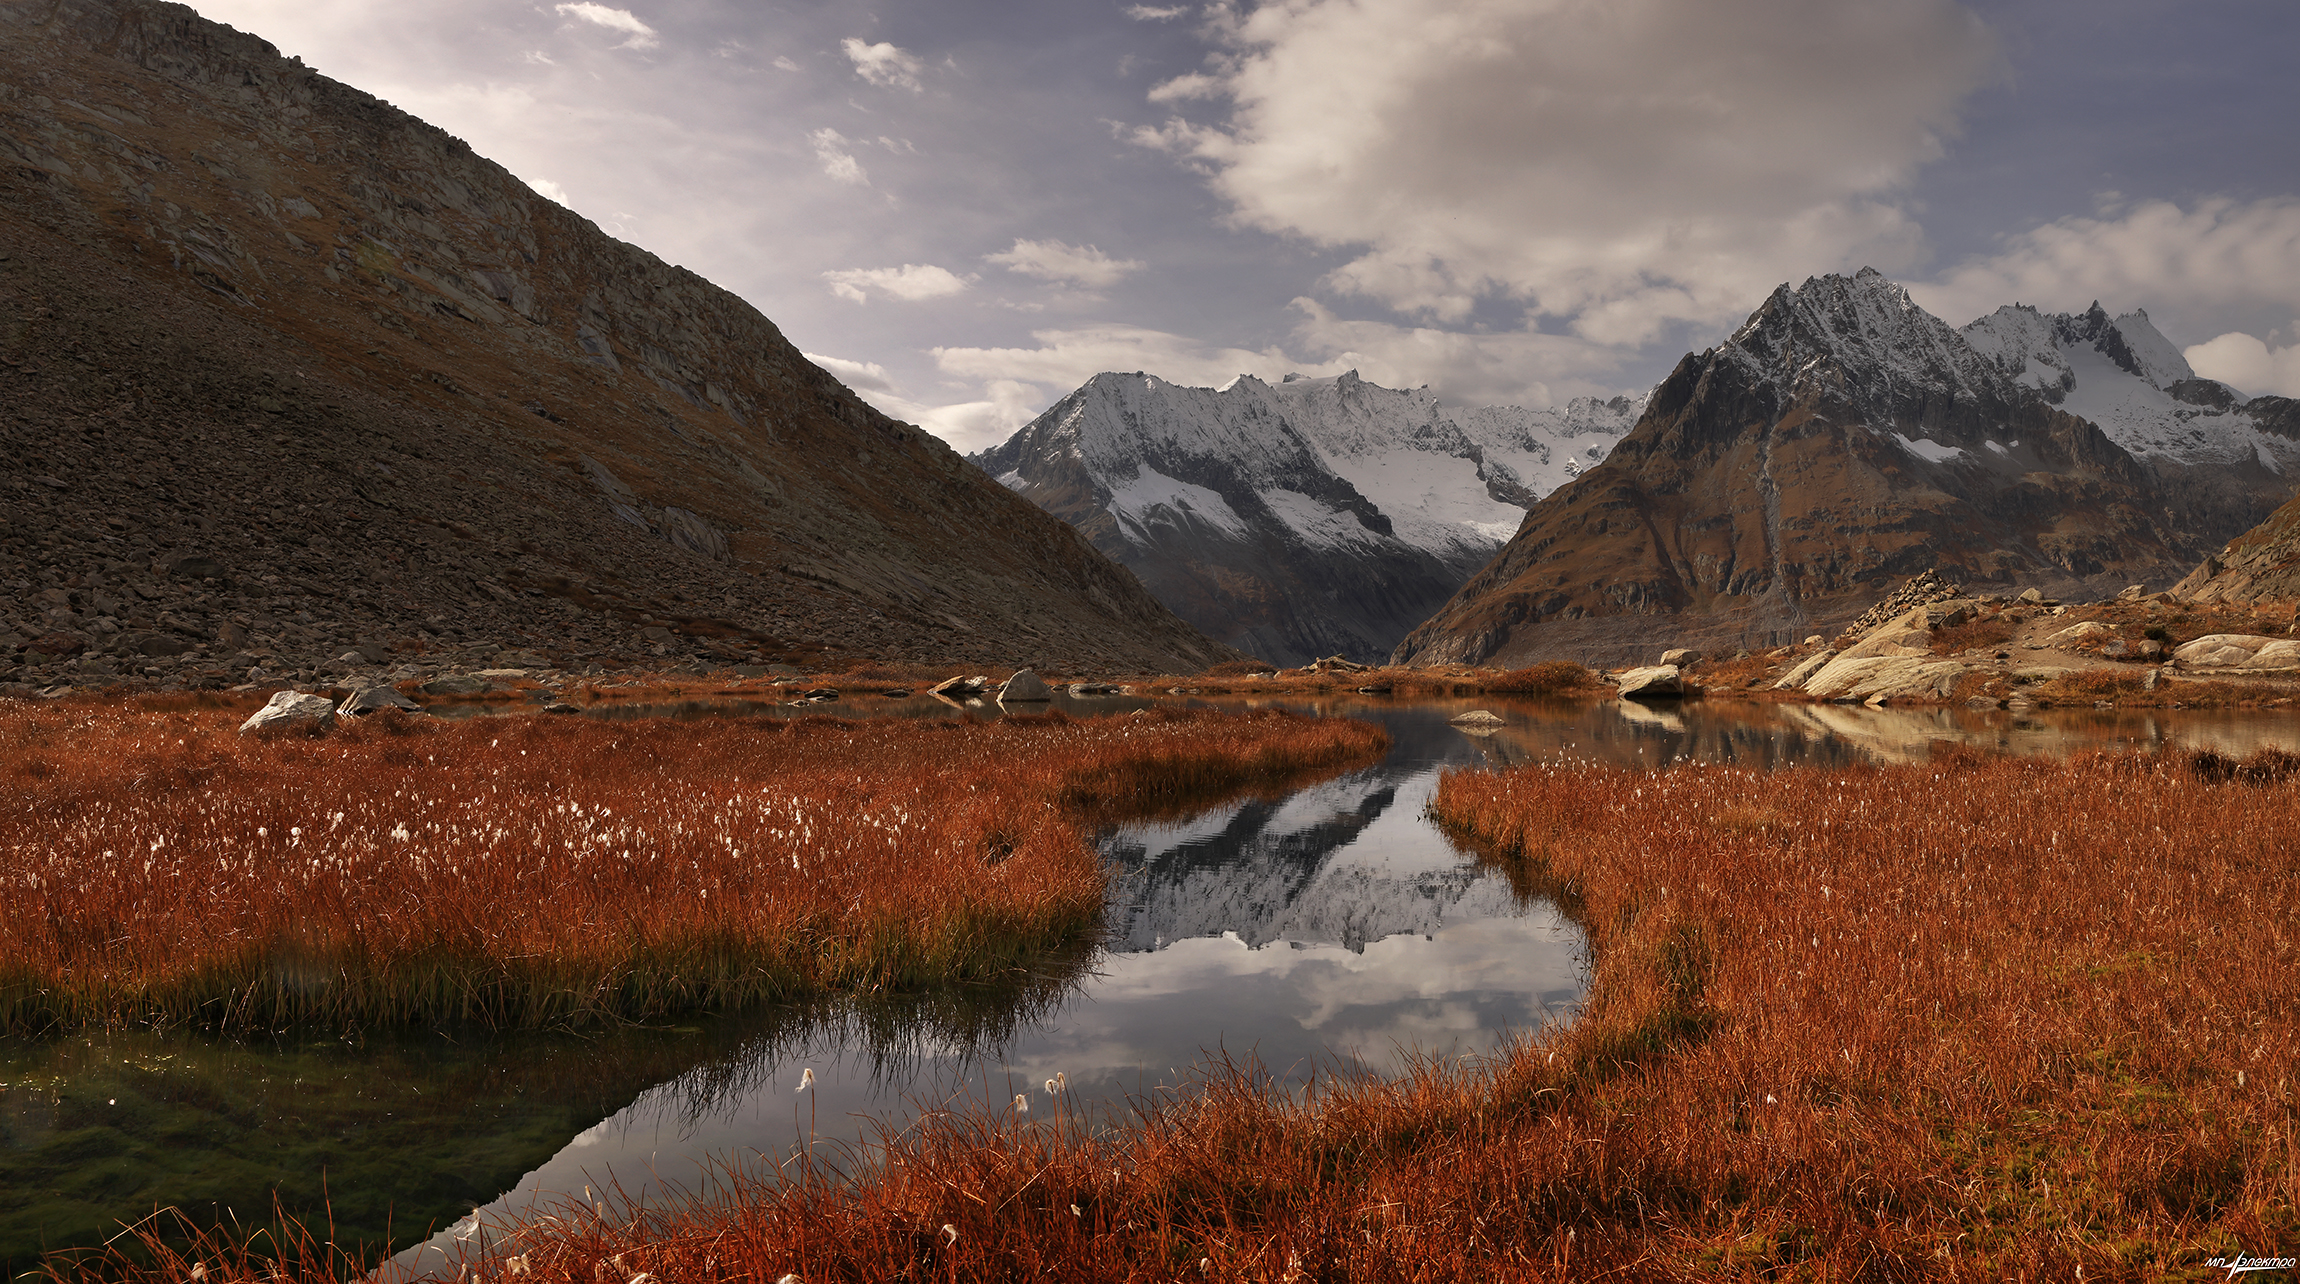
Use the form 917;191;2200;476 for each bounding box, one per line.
6;695;2297;1270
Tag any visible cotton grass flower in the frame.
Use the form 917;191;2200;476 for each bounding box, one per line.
797;1067;815;1093
1013;1092;1028;1114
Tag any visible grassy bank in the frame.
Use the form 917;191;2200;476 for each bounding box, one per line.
370;749;2287;1280
38;745;2299;1281
0;703;1385;1034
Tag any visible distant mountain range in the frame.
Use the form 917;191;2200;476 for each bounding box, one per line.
1398;270;2298;666
974;371;1642;664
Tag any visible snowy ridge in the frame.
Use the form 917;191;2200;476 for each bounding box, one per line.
985;368;1643;571
973;368;1645;663
1962;302;2295;471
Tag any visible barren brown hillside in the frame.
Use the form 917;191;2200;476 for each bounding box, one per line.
0;0;1227;693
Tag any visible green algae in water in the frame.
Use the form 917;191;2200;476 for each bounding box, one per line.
0;1025;697;1269
0;963;1091;1272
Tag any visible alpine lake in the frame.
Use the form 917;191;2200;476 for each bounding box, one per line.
6;690;2298;1272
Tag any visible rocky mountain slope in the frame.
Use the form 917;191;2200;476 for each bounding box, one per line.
974;369;1641;664
1396;269;2299;668
2170;487;2300;605
0;0;1225;695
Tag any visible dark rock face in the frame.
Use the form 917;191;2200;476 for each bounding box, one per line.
1396;270;2253;669
0;0;1225;694
2172;487;2300;605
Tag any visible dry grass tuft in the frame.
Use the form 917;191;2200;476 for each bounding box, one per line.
0;704;1384;1034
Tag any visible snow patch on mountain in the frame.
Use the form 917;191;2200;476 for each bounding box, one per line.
1962;302;2298;471
1108;465;1254;542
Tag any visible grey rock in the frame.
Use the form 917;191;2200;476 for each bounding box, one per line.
998;669;1053;702
931;674;991;698
1615;665;1684;700
1774;649;1837;690
1449;709;1506;725
2172;634;2300;669
339;685;421;716
419;673;487;696
239;690;336;734
2117;584;2147;600
1659;648;1701;667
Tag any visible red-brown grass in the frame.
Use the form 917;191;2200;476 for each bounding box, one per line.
1481;660;1604;695
0;704;1384;1034
50;746;2300;1282
1931;616;2016;655
2034;667;2262;708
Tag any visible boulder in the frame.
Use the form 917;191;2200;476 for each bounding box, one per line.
2172;634;2300;670
998;669;1053;702
1803;656;1970;704
1774;649;1837;690
339;685;422;717
1659;648;1702;667
239;690;336;734
419;674;488;696
2042;620;2116;648
1615;665;1683;700
2117;584;2147;601
2017;588;2044;605
1449;709;1506;725
930;674;990;698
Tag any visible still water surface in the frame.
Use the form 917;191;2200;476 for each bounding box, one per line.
5;695;2297;1268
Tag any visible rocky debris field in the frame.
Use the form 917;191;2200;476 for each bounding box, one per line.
1605;575;2300;709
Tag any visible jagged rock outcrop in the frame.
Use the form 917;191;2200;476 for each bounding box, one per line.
2171;487;2300;605
1396;269;2272;669
0;0;1226;694
975;369;1640;664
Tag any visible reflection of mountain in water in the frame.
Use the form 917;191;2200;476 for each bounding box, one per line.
1099;765;1526;953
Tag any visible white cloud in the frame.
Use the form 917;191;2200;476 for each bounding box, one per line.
885;380;1050;452
521;50;555;66
522;175;571;206
808;127;869;185
1134;0;1997;343
1909;197;2300;335
933;323;1348;393
1146;72;1222;104
821;263;976;303
2186;332;2300;400
801;351;897;393
984;238;1146;289
1126;5;1191;20
772;55;801;71
842;37;924;92
553;2;657;50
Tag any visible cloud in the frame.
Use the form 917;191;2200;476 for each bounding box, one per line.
772;54;801;71
984;238;1146;289
842;37;924;92
552;2;657;50
1286;300;1629;408
1909;197;2300;336
522;175;571;206
808;127;869;185
1132;0;1997;343
1126;4;1191;19
933;323;1346;393
821;263;976;303
2186;332;2300;399
801;351;897;393
886;380;1050;453
1146;72;1222;104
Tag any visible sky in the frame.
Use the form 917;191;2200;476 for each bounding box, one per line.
188;0;2300;452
